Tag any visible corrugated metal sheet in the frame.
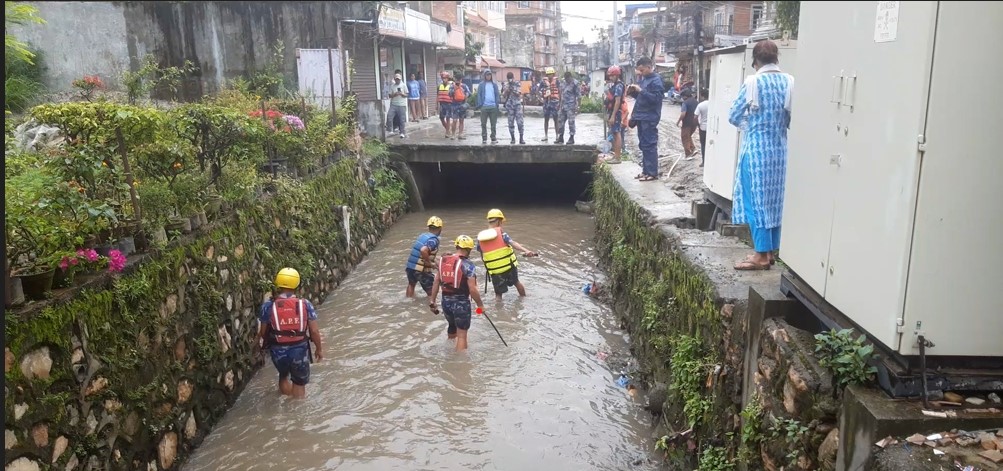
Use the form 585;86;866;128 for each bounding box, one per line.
348;28;378;101
424;46;438;114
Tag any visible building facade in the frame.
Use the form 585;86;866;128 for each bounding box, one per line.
564;41;588;75
502;1;563;71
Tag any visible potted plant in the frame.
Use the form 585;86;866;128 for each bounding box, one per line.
5;169;64;300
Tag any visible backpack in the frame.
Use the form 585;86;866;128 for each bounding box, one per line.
451;83;466;102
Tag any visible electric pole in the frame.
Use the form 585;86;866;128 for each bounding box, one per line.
611;1;618;66
694;6;703;95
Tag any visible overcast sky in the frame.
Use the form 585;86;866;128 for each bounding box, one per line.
561;1;650;44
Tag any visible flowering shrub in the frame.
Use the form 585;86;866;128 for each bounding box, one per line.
249;109;304;133
107;249;127;273
71;75;104;101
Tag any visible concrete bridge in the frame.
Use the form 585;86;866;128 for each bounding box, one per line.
387;113;607;209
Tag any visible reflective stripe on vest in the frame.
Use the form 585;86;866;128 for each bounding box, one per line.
439;254;470;297
437;83;451;103
407;232;439;272
548;80;560;101
478;227;517;275
269;297;307;345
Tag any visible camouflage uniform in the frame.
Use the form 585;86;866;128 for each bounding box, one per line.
557;78;581;143
502;79;525;143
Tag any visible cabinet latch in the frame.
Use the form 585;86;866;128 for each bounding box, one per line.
917;134;927;153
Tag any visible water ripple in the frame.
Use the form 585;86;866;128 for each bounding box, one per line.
184;208;656;471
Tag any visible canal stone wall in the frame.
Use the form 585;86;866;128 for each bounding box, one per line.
592;163;842;470
4;159;407;471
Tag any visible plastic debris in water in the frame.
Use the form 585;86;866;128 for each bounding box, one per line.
596;351;608;361
616;375;629;388
582;283;593;294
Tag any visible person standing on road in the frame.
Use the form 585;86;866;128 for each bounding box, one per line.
407;73;422;123
417;72;429;119
556;71;580;145
386;73;410;138
406;216;444;297
605;65;627;161
428;235;486;352
540;67;560;142
677;90;698;157
502;71;526;144
476;70;501;145
257;268;324;399
626;57;665;182
449;72;470;140
476;209;538;299
728;40;794;270
437;72;454;138
694;89;710;166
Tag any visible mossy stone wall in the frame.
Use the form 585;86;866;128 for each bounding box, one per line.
4;159;407;471
592;165;747;466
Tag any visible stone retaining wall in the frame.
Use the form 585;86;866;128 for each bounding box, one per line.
592;163;841;470
4;159;407;471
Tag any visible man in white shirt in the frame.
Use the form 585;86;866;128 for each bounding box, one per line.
694;89;709;166
386;73;410;138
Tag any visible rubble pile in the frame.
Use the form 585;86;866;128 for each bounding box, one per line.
875;428;1003;470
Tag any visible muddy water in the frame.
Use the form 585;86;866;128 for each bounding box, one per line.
184;207;657;471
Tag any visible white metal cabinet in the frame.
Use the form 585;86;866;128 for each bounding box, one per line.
780;3;854;296
822;2;938;353
900;2;1003;356
784;1;1003;357
704;51;748;200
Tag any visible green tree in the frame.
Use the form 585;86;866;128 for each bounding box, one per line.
5;1;46;65
774;1;800;39
464;32;483;61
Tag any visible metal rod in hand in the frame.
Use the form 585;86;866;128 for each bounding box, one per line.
479;308;508;347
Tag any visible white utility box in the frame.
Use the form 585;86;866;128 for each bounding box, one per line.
782;1;1003;357
703;40;798;203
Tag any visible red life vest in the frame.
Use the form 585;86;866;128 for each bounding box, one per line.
268;296;309;345
548;79;560;101
439;254;470;296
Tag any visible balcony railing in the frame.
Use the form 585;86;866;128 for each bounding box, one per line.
661;28;715;53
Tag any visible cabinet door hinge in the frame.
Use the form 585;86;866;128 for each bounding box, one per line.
917;134;928;153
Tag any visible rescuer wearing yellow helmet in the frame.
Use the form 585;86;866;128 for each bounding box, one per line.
429;235;485;351
256;267;324;399
476;209;538;298
406;216;444;297
540;67;560;142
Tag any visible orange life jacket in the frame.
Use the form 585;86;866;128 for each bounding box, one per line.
548;80;560;101
267;296;308;345
437;83;451;103
478;227;517;275
439;254;470;296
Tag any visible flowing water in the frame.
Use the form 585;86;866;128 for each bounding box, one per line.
184;207;657;471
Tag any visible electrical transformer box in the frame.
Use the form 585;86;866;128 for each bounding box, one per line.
782;1;1003;358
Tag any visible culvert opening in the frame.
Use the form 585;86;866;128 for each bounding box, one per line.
407;162;593;207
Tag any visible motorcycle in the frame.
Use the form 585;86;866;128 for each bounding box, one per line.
667;81;695;104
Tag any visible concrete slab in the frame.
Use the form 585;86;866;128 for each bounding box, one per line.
605;157;782;304
837;385;1003;471
388;112;609;149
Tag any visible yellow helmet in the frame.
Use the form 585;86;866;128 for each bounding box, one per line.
274;267;301;289
486;209;505;221
454;235;475;250
545;67;556;75
426;216;444;228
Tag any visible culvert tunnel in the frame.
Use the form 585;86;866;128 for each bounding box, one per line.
391;144;597;209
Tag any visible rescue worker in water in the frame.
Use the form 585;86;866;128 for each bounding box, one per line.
476;209;538;298
256;268;324;399
428;235;486;351
406;216;443;297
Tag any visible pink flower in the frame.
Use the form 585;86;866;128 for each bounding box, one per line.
60;257;70;270
107;249;127;273
78;248;99;262
69;257;79;266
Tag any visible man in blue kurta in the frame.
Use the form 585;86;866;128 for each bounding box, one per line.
728;40;794;270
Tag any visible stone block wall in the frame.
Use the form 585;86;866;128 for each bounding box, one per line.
592;165;841;470
4;159;407;471
592;166;747;467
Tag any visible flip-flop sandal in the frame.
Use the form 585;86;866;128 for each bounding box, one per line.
734;260;771;271
634;173;645;179
639;175;658;182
